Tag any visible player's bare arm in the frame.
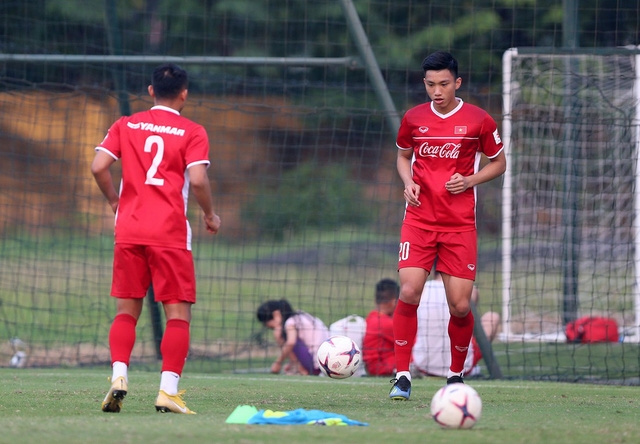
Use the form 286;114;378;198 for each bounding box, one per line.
188;163;221;234
445;151;506;195
397;149;421;206
91;150;119;213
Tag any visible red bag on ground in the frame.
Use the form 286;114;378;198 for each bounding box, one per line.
565;316;619;343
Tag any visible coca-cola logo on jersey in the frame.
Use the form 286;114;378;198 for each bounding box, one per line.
418;141;461;159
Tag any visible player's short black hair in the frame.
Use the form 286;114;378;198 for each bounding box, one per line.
421;51;458;79
375;278;400;304
151;63;188;99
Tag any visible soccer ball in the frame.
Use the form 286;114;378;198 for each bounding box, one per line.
430;383;482;429
316;335;361;379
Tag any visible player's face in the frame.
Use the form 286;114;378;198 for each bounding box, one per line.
423;69;462;114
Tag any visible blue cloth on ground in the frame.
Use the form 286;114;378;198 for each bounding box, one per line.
226;405;368;426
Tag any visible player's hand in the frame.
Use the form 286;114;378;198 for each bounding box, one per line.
403;183;421;206
271;361;282;374
204;213;221;234
445;173;470;195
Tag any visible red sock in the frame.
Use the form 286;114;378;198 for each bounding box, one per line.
393;299;418;372
161;319;190;375
109;313;137;365
448;311;474;373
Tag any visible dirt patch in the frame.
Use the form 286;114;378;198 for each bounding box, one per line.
0;91;320;238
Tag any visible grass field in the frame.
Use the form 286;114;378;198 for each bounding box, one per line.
1;368;639;444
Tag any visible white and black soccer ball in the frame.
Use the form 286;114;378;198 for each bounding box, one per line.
430;383;482;429
316;335;361;379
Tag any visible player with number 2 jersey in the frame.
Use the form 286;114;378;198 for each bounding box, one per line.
92;64;220;415
97;106;210;250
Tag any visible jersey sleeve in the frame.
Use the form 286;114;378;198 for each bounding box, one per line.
479;114;503;159
395;113;414;150
96;118;123;159
185;124;210;168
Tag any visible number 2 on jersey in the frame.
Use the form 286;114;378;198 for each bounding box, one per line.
144;135;165;186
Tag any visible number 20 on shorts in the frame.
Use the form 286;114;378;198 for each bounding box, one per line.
399;242;410;261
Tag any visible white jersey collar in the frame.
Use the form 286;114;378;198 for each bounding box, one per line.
150;105;180;115
430;98;463;119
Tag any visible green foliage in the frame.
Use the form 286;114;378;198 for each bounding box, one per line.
6;1;640;75
242;162;374;240
4;1;640;118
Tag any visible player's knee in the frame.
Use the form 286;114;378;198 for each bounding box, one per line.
449;301;471;318
483;311;500;324
399;283;422;304
482;312;501;341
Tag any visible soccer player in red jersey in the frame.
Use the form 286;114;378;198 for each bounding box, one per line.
92;64;221;414
389;51;506;400
362;278;400;376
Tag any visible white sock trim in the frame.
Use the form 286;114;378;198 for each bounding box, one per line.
396;371;411;382
112;361;128;382
160;371;180;395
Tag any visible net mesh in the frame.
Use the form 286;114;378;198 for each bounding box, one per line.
1;1;639;383
504;51;637;340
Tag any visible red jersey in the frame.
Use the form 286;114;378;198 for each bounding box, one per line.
97;105;210;250
362;310;396;376
396;99;503;231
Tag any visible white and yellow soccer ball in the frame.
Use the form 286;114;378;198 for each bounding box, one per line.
316;335;362;379
430;383;482;429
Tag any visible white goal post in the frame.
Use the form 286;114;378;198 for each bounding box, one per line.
501;47;640;343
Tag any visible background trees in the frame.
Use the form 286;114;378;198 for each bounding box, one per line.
2;1;638;96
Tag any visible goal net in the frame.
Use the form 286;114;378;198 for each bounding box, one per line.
502;48;640;344
4;3;640;382
0;3;405;371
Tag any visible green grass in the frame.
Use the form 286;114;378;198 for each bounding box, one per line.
488;341;640;383
0;368;638;444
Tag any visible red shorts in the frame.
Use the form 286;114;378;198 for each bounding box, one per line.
111;243;196;303
398;224;477;280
